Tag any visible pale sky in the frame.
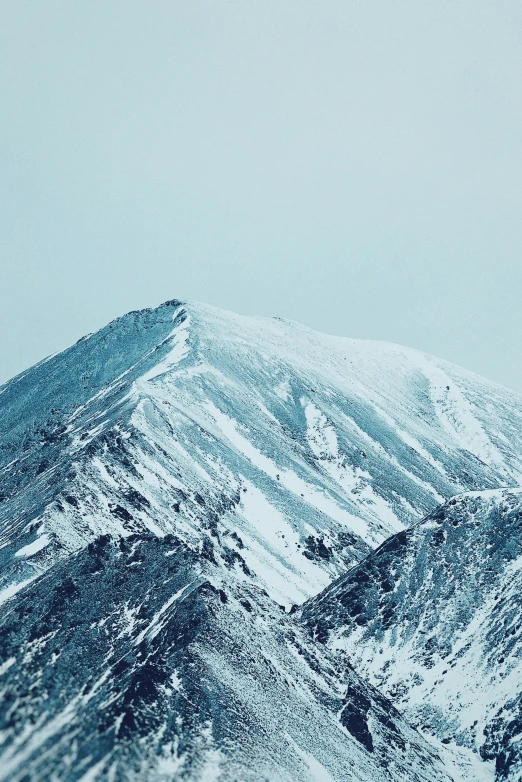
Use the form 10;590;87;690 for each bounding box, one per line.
1;2;521;391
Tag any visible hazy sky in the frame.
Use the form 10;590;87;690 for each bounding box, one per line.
1;2;521;391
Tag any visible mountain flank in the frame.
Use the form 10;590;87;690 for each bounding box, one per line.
1;299;522;780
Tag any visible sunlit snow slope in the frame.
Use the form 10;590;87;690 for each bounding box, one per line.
1;299;522;608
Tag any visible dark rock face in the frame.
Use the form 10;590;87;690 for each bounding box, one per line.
0;534;206;780
0;535;449;781
340;684;375;752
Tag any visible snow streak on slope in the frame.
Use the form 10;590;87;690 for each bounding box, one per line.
301;489;522;781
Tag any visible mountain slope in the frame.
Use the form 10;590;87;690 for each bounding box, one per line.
1;298;522;781
1;300;522;609
0;533;454;782
301;488;522;781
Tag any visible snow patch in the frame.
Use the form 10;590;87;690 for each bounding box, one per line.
15;534;51;558
419;357;505;470
0;577;36;605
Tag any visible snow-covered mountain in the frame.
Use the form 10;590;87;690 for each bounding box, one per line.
1;299;522;780
2;300;522;607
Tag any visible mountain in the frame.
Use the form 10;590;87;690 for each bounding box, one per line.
1;298;522;780
301;488;522;781
2;300;522;607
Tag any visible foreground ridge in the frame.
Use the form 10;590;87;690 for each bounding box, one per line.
0;534;451;781
302;488;522;780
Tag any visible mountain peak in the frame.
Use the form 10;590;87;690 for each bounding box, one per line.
1;300;522;779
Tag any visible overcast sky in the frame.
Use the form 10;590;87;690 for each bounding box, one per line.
1;1;521;391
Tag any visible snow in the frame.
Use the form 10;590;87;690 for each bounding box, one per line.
0;577;36;605
133;577;204;646
303;402;338;460
285;735;338;781
14;534;50;558
235;478;330;605
0;657;16;676
140;315;190;382
428;737;495;782
0;702;78;782
77;755;112;782
303;399;406;533
417;354;506;470
206;400;370;539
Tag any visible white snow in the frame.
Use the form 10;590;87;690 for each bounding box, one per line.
418;355;506;470
14;534;51;558
0;577;36;605
140;315;190;382
285;735;338;781
0;657;16;676
133;577;203;646
235;478;331;605
206;401;370;539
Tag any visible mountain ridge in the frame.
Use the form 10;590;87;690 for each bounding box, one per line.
301;487;522;780
1;298;522;780
2;299;522;604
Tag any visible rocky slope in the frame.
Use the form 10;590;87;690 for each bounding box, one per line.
1;298;522;780
0;533;452;782
301;488;522;781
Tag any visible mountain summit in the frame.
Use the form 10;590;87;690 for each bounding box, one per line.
1;299;521;780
